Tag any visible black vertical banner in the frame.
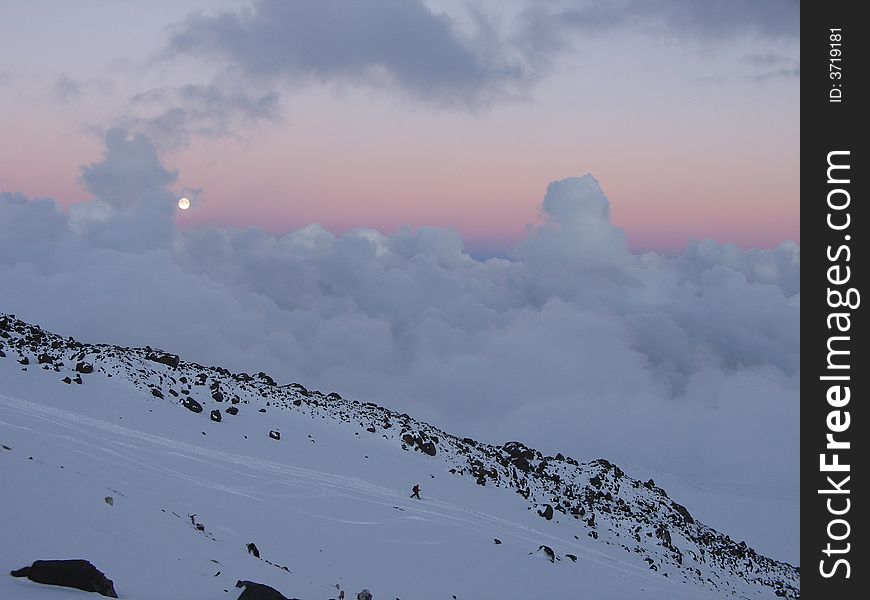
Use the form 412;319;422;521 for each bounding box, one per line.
802;2;867;598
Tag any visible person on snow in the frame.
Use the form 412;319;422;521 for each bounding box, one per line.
411;484;421;499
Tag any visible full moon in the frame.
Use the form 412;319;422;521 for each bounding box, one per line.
177;197;190;210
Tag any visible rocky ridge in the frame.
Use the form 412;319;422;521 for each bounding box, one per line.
0;313;799;599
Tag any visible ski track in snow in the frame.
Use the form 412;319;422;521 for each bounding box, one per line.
2;392;693;595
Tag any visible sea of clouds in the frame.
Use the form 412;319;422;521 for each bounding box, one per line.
1;129;798;492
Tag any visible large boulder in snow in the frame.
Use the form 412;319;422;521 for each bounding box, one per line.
182;398;203;413
235;579;293;600
75;361;94;374
145;351;179;369
10;559;118;597
537;504;554;521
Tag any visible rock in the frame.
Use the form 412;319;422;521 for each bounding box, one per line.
104;496;113;506
10;559;118;597
493;538;502;544
512;457;531;472
182;398;203;413
210;410;222;422
672;501;694;524
212;391;224;402
246;542;260;558
269;430;281;440
366;426;376;433
357;590;373;600
225;406;239;415
145;351;179;369
235;579;291;600
150;388;164;399
37;353;53;364
75;361;94;374
419;441;437;456
537;545;556;563
62;377;72;384
566;553;577;562
537;504;554;521
327;392;342;400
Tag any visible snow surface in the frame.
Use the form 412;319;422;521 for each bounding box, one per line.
0;316;798;599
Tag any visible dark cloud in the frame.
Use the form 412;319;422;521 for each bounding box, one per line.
522;0;799;40
165;0;525;107
518;0;799;64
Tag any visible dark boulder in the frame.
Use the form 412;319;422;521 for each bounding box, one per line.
11;559;118;597
269;430;281;440
75;361;94;374
327;392;342;400
210;410;222;422
257;372;277;386
537;545;556;563
357;590;373;600
537;504;554;521
38;353;53;364
182;398;203;413
150;388;164;399
672;501;694;524
246;542;260;558
226;406;239;415
235;579;292;600
512;457;531;472
419;441;437;456
212;391;224;402
145;352;179;369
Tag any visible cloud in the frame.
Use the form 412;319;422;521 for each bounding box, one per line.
517;0;799;67
164;0;525;107
69;128;178;251
0;136;799;497
122;84;281;150
52;76;83;103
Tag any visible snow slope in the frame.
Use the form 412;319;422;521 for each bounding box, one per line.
0;314;798;599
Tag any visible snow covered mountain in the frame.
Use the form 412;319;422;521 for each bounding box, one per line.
1;313;799;599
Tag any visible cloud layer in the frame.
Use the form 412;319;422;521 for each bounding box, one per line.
1;131;799;493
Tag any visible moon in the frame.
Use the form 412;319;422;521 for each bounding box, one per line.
177;197;191;210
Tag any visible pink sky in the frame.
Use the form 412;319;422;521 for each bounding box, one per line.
0;1;799;255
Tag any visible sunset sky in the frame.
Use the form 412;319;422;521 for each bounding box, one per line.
0;0;799;255
1;2;801;561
